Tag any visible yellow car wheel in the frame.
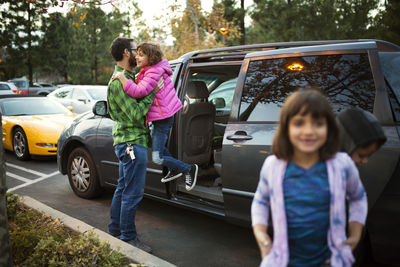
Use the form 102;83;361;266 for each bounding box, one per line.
12;127;31;161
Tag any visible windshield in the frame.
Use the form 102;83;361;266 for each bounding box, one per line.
11;80;28;89
209;78;237;112
1;98;70;116
86;87;107;100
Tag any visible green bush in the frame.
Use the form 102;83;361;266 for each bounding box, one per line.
6;193;131;267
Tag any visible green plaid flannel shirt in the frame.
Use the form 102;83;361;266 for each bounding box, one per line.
107;65;155;147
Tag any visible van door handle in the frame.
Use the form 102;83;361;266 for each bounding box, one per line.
227;131;253;141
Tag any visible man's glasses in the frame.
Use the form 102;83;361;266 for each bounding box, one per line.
128;48;137;53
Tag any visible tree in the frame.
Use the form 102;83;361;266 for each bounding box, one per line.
240;0;245;44
335;0;378;39
247;0;379;43
66;2;133;84
374;0;400;45
164;0;241;59
166;0;206;58
39;12;74;83
213;0;245;45
207;2;240;46
0;0;54;83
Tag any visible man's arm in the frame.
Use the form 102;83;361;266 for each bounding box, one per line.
109;80;162;124
108;81;154;123
113;68;163;98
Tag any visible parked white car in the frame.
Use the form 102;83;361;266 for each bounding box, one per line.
0;82;18;95
47;85;107;113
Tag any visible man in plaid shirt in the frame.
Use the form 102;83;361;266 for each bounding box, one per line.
107;37;161;254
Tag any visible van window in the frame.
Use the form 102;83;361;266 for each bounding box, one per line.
379;52;400;122
185;65;241;105
208;78;237;118
239;53;376;122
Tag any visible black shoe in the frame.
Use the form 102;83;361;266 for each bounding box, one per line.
108;231;121;237
126;237;153;254
161;170;182;183
185;164;198;191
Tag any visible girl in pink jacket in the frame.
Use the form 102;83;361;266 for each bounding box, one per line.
113;43;198;191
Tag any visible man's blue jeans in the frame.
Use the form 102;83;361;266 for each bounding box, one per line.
108;144;147;241
152;117;190;174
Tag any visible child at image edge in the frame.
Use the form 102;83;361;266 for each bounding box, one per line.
251;89;368;267
113;42;198;191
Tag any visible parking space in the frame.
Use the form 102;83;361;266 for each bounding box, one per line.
5;152;60;192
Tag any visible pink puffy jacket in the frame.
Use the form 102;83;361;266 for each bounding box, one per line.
122;59;182;122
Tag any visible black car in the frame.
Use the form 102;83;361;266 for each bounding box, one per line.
58;39;400;265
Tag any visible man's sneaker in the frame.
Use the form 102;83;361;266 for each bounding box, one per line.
126;237;153;254
185;164;198;191
161;170;182;183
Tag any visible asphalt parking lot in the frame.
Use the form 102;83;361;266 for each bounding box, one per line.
4;151;260;267
5;150;390;267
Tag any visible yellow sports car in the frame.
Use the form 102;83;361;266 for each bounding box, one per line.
0;96;77;160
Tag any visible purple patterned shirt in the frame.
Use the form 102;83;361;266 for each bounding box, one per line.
251;152;368;267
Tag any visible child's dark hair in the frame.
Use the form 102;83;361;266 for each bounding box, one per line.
272;89;340;161
110;37;134;61
137;43;163;66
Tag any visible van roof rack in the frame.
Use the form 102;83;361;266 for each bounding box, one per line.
179;39;398;62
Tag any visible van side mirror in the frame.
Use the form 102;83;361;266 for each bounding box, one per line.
93;101;110;118
210;97;226;108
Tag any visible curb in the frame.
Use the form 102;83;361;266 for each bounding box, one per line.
21;196;176;267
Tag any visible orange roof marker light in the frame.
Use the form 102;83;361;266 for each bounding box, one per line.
287;62;305;72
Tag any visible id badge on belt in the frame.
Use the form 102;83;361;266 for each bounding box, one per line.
126;144;135;160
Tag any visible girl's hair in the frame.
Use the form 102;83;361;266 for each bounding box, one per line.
137;42;163;66
272;88;340;161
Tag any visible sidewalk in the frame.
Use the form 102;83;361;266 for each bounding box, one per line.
22;196;176;267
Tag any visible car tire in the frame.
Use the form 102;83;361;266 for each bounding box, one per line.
12;127;31;160
67;147;102;199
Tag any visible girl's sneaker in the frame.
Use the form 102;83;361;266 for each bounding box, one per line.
161;170;182;183
185;164;198;191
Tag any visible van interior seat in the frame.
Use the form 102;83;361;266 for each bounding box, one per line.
182;81;216;167
187;81;210;102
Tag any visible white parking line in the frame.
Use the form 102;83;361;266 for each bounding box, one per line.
7;171;60;192
6;162;47;177
6;172;32;183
